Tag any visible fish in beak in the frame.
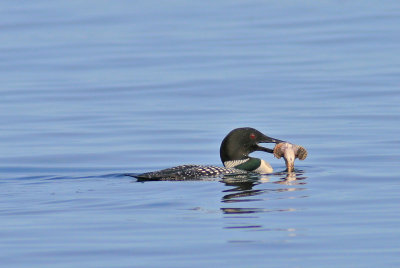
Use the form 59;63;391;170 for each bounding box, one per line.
273;142;308;172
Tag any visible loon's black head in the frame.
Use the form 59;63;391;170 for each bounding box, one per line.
220;127;283;163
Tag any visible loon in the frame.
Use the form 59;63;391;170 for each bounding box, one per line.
132;127;284;181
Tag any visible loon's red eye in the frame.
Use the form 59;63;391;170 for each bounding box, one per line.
250;133;256;139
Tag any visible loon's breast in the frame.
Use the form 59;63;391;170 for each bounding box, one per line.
133;164;248;181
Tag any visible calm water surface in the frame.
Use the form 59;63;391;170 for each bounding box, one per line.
1;1;400;267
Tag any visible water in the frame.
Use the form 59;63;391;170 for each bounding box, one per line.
1;1;400;267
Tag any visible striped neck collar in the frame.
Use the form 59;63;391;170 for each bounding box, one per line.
224;157;273;174
224;157;260;171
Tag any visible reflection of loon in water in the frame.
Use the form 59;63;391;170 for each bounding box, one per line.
221;172;308;215
131;127;284;181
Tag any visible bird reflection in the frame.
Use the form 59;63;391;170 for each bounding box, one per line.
220;171;308;234
220;171;308;212
221;180;264;203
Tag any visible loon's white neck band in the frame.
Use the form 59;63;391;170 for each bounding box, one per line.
223;159;249;168
224;158;273;174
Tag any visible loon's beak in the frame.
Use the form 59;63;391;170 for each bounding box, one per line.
262;134;284;144
255;134;284;154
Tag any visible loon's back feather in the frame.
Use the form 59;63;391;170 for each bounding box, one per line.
133;165;248;181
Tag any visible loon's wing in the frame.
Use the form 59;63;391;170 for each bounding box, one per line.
131;165;247;181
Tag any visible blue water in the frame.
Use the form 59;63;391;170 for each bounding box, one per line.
1;1;400;267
